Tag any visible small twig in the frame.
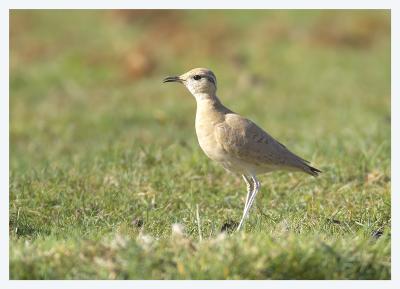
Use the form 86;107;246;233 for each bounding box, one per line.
196;204;202;241
15;208;20;234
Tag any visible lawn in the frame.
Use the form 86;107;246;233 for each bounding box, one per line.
9;10;391;279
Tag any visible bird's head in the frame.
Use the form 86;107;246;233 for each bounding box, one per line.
163;68;217;97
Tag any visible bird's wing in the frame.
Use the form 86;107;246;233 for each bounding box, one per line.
214;113;308;169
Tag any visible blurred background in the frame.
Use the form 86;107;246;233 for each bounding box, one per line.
10;10;390;161
9;10;391;279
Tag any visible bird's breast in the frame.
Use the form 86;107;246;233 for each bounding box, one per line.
195;119;223;161
194;99;233;164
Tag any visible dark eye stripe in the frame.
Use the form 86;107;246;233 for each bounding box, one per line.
193;74;216;85
206;76;215;85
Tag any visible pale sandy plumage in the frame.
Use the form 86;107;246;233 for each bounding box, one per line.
164;68;321;230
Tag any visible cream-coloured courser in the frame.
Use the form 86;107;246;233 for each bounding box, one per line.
163;68;321;231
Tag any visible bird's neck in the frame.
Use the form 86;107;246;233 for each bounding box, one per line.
194;92;219;102
195;93;223;111
195;93;230;126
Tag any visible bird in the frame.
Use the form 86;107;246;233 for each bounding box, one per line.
163;68;321;231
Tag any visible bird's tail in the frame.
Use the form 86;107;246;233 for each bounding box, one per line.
287;151;321;177
303;163;322;177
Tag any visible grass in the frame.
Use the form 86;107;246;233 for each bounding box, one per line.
9;10;391;279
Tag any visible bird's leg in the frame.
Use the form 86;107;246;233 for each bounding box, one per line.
242;175;253;215
237;175;253;231
237;175;257;231
237;176;260;231
245;176;260;216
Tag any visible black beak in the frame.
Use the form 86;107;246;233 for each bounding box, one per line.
163;76;182;83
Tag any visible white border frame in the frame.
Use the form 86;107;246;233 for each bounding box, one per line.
2;1;398;288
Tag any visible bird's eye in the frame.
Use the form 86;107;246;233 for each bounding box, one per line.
193;75;201;80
